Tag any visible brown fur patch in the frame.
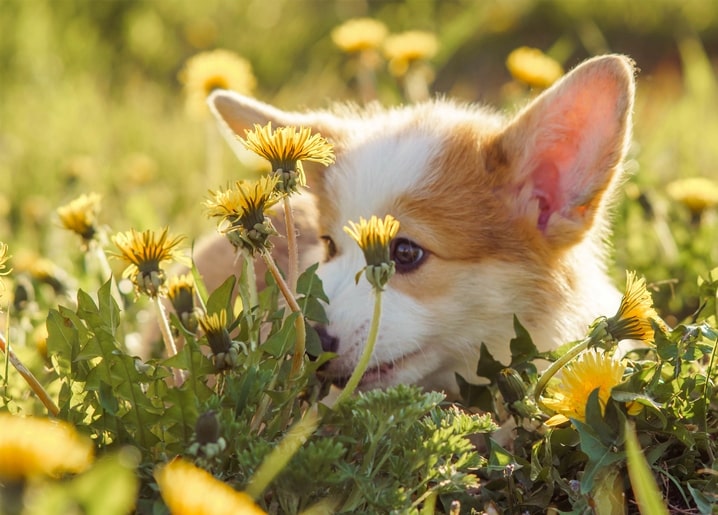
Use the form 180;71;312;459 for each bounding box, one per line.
392;124;550;265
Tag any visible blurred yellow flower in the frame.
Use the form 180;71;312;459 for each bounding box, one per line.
344;215;400;290
0;241;10;278
111;228;186;297
155;458;265;515
179;49;256;119
606;271;664;343
543;349;625;426
0;413;94;481
241;123;335;194
12;249;71;295
57;192;102;243
331;17;388;53
383;30;438;76
506;47;564;89
666;177;718;215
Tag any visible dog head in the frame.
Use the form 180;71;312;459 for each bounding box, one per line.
208;55;635;396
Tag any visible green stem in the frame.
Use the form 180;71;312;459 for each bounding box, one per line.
261;253;305;380
334;288;383;406
0;331;59;416
283;196;299;294
153;296;185;386
534;336;590;413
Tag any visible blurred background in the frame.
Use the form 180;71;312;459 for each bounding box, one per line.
1;0;718;323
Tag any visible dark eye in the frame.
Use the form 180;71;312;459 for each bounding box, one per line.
391;238;426;273
320;235;337;260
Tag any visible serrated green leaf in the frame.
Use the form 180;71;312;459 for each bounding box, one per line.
509;315;539;366
206;275;236;317
573;417;625;494
455;373;494;412
97;279;120;331
297;263;329;302
98;380;120;415
304;324;322;357
475;342;506;381
487;438;516;470
46;308;80;377
263;312;300;357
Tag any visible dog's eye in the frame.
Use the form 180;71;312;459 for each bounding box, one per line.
320;235;337;260
391;238;426;272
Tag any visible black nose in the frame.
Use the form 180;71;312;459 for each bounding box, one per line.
315;325;339;353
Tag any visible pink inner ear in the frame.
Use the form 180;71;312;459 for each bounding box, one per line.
528;81;621;232
532;162;562;231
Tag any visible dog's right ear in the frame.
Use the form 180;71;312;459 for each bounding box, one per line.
207;90;344;184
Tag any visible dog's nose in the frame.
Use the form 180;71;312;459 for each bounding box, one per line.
315;325;339;353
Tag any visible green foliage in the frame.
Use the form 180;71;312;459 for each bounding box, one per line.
456;272;718;513
29;253;495;514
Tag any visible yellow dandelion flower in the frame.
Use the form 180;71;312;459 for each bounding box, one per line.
57;192;102;243
383;30;439;77
0;413;94;481
606;271;665;343
506;47;564;89
167;273;198;332
331;17;388;53
111;228;187;298
179;49;256;119
205;176;280;256
666;177;718;215
242;123;335;194
155;458;265;515
542;349;625;426
344;215;400;290
13;250;72;295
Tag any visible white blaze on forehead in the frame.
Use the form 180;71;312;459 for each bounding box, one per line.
328;131;441;226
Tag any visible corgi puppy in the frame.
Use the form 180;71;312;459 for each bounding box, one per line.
202;55;635;397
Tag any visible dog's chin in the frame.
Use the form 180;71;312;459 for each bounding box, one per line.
321;348;435;392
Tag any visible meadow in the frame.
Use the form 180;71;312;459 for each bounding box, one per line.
1;0;718;513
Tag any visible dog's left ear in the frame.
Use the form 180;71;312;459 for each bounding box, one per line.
206;90;345;187
499;54;635;247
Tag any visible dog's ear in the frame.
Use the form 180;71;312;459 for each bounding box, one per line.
207;90;343;186
499;54;635;248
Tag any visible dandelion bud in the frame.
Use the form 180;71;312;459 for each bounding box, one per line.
497;368;528;404
195;411;221;445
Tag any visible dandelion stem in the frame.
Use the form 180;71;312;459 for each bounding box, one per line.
153;297;185;386
261;253;305;378
283;196;299;294
534;336;590;413
335;288;383;406
0;331;59;416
